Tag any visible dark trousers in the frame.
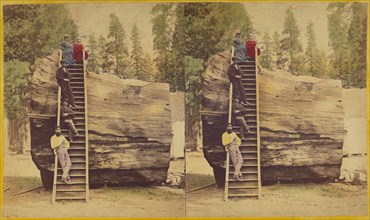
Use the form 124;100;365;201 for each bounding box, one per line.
59;82;75;106
231;79;247;104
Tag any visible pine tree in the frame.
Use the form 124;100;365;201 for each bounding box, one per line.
87;33;98;73
327;2;366;88
4;4;78;64
327;2;351;84
169;3;186;91
130;24;147;80
185;2;254;61
259;30;273;70
4;60;30;120
105;13;129;78
97;35;110;73
151;3;176;83
143;53;156;81
272;31;286;70
304;21;318;75
281;7;303;73
347;3;367;88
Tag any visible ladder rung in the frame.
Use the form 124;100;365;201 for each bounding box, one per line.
228;186;258;189
70;82;84;85
57;174;86;177
56;189;86;192
228;194;258;197
70;142;86;145
55;196;86;200
58;167;85;170
229;164;257;167
229;179;258;182
57;181;86;185
238;65;255;68
69;147;86;150
69;154;86;157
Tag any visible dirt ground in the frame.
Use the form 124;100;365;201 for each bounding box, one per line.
2;151;369;218
2;153;185;218
185;151;369;218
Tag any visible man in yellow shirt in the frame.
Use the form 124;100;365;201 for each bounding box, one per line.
51;126;72;184
222;123;244;181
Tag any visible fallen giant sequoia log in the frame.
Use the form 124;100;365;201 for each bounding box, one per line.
202;51;344;185
29;52;172;188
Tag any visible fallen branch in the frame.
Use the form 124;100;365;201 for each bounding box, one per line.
15;186;43;195
186;183;216;193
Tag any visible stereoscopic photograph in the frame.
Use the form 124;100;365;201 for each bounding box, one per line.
1;0;369;219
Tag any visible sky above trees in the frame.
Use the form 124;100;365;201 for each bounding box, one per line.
66;3;155;56
244;2;329;53
66;2;331;57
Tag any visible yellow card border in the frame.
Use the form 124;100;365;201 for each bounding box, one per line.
0;0;369;219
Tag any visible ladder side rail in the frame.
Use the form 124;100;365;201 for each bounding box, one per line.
254;46;262;199
82;48;90;202
225;46;235;201
52;49;63;203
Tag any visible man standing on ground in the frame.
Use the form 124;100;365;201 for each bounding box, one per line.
50;126;72;184
222;123;244;181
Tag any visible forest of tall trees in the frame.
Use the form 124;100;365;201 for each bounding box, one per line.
258;2;367;88
86;14;155;80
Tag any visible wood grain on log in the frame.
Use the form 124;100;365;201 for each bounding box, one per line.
202;51;344;184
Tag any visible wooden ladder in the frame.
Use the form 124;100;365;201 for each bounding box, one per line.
224;48;261;200
52;52;89;203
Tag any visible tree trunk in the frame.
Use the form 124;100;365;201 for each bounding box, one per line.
202;51;344;185
29;51;172;187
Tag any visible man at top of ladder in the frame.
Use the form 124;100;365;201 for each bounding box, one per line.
222;123;244;181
